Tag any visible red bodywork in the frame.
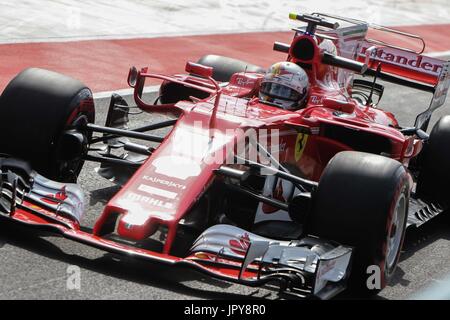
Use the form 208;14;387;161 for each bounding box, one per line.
4;19;449;286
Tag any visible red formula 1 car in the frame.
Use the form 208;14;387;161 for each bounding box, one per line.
0;13;449;299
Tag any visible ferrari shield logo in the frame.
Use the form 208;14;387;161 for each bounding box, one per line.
295;133;309;162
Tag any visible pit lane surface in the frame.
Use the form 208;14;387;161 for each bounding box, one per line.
2;0;450;93
1;0;450;300
1;77;450;300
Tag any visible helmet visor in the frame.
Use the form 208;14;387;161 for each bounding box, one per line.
260;82;301;102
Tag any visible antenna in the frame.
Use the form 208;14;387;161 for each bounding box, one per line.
289;13;339;36
367;63;382;107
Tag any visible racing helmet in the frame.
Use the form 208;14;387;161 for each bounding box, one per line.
259;61;309;110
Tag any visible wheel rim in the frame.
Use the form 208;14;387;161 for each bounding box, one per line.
386;192;407;270
56;114;90;182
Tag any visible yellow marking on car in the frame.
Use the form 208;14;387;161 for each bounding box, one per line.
295;133;309;162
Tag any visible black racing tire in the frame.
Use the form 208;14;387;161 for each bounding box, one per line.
197;54;265;82
307;151;410;296
159;81;210;104
0;68;95;182
416;116;450;207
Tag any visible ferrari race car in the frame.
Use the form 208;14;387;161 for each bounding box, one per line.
0;13;449;299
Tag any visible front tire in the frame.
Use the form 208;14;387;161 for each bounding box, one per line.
308;151;410;295
0;68;95;182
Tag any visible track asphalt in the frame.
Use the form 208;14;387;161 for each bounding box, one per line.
0;0;449;300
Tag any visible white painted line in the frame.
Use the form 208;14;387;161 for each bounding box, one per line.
0;28;287;45
138;184;178;200
2;0;450;45
93;49;450;99
94;51;450;99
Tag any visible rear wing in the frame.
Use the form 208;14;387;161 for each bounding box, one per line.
416;61;450;130
359;29;450;131
312;13;450;130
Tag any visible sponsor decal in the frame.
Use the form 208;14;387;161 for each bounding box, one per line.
138;184;178;200
314;259;338;294
255;175;294;223
310;95;323;104
42;186;68;205
152;156;201;180
142;176;186;190
295;133;309;162
269;141;287;154
229;233;250;256
126;192;173;209
235;76;255;87
359;45;443;76
416;62;450;128
262;180;285;214
430;63;450;109
317;259;337;280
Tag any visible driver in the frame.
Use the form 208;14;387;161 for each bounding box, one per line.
259;61;309;110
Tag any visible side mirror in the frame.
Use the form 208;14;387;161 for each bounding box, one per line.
322;98;356;113
127;66;138;87
185;61;213;78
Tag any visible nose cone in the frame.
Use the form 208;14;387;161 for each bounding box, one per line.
117;212;158;241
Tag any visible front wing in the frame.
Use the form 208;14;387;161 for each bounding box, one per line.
0;164;353;299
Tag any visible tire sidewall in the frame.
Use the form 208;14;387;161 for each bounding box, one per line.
52;88;95;182
308;152;410;295
376;174;409;288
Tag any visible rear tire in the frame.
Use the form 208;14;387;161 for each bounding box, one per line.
416;116;450;207
0;68;95;182
308;151;410;295
197;54;265;82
